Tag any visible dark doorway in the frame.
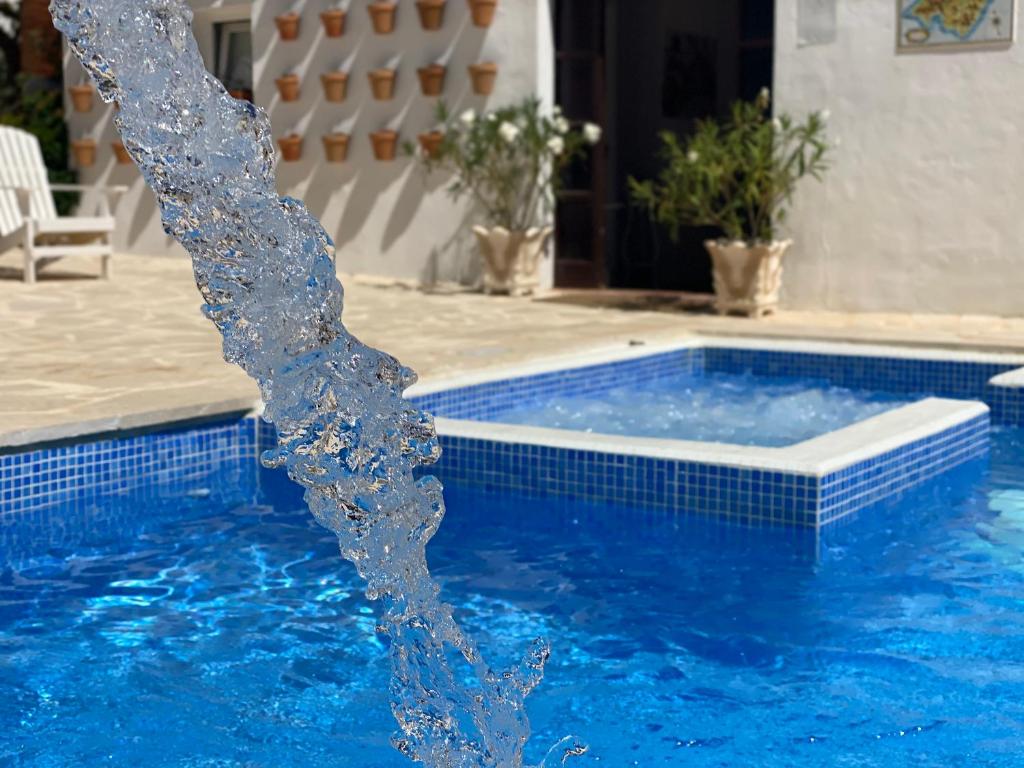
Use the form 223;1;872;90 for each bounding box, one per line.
553;0;775;292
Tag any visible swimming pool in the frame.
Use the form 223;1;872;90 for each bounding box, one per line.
1;428;1022;766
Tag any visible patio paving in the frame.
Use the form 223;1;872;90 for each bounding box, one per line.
2;250;1024;447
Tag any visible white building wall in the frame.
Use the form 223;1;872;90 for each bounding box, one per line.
63;0;555;288
774;0;1024;315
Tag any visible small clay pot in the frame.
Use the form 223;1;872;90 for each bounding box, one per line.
369;130;399;161
320;71;349;102
416;64;446;96
467;0;497;27
368;1;397;34
70;138;97;168
322;133;350;163
368;68;397;101
320;8;346;37
468;62;498;95
275;12;301;40
276;73;301;102
69;84;94;113
418;131;444;159
111;141;132;165
415;0;446;30
278;134;303;162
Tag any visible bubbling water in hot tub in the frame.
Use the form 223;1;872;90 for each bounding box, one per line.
50;1;583;765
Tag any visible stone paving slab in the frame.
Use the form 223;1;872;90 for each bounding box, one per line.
2;250;1023;448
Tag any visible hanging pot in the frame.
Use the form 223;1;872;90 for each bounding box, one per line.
468;62;498;95
368;68;397;101
367;2;398;34
416;64;446;96
467;0;497;27
70;138;97;168
278;134;304;162
322;133;351;163
415;0;446;30
370;130;399;161
418;131;444;159
275;73;301;102
111;141;132;165
274;12;301;40
320;8;346;37
320;71;349;102
69;84;94;113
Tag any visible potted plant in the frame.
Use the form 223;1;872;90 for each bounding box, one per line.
467;0;497;27
368;68;397;101
320;7;346;37
274;11;301;40
111;141;132;165
278;133;304;162
321;70;349;102
275;72;301;102
70;137;97;167
367;1;398;34
322;132;351;163
468;61;497;95
417;130;444;159
416;64;446;96
413;99;601;296
69;84;93;112
370;129;400;161
629;89;830;317
415;0;446;29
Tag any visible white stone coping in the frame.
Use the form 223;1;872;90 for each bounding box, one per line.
435;397;988;479
990;367;1024;388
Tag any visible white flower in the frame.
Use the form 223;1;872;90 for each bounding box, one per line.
582;122;602;145
486;112;497;122
687;149;699;163
459;108;476;127
498;121;520;144
552;104;563;116
547;136;565;156
771;117;783;132
758;86;771;104
553;116;570;135
820;108;831;122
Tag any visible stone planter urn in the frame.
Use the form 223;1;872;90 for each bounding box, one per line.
111;141;132;165
320;8;346;37
320;71;349;102
472;225;552;296
468;0;497;27
368;1;398;34
70;138;97;167
275;73;301;102
418;131;444;159
278;134;304;162
415;0;446;29
69;84;94;112
704;239;791;317
322;133;350;163
368;68;397;101
468;62;498;95
370;130;399;161
274;12;301;40
417;64;446;96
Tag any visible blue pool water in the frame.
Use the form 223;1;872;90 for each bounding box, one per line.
486;370;912;447
2;431;1024;766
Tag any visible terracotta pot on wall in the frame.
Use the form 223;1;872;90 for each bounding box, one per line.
467;0;497;27
69;84;94;113
111;141;132;165
418;131;444;159
70;138;97;168
275;73;301;102
320;71;349;102
322;133;350;163
274;12;301;40
278;134;304;162
415;0;446;30
416;64;446;96
468;62;498;95
367;2;397;34
320;8;346;37
369;130;399;161
368;68;397;101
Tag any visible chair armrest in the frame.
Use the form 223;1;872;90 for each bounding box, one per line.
49;183;130;194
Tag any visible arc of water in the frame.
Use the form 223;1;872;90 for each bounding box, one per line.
49;1;583;765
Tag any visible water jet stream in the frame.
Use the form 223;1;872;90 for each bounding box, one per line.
50;2;583;765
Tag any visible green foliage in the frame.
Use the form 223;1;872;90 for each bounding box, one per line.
629;90;831;243
409;97;602;231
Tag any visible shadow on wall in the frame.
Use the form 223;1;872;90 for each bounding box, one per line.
255;0;494;284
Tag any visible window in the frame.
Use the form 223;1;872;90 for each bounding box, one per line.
214;21;253;102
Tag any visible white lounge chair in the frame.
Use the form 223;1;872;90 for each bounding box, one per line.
0;125;127;283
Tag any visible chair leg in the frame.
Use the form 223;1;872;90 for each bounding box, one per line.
101;254;113;280
23;250;35;284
